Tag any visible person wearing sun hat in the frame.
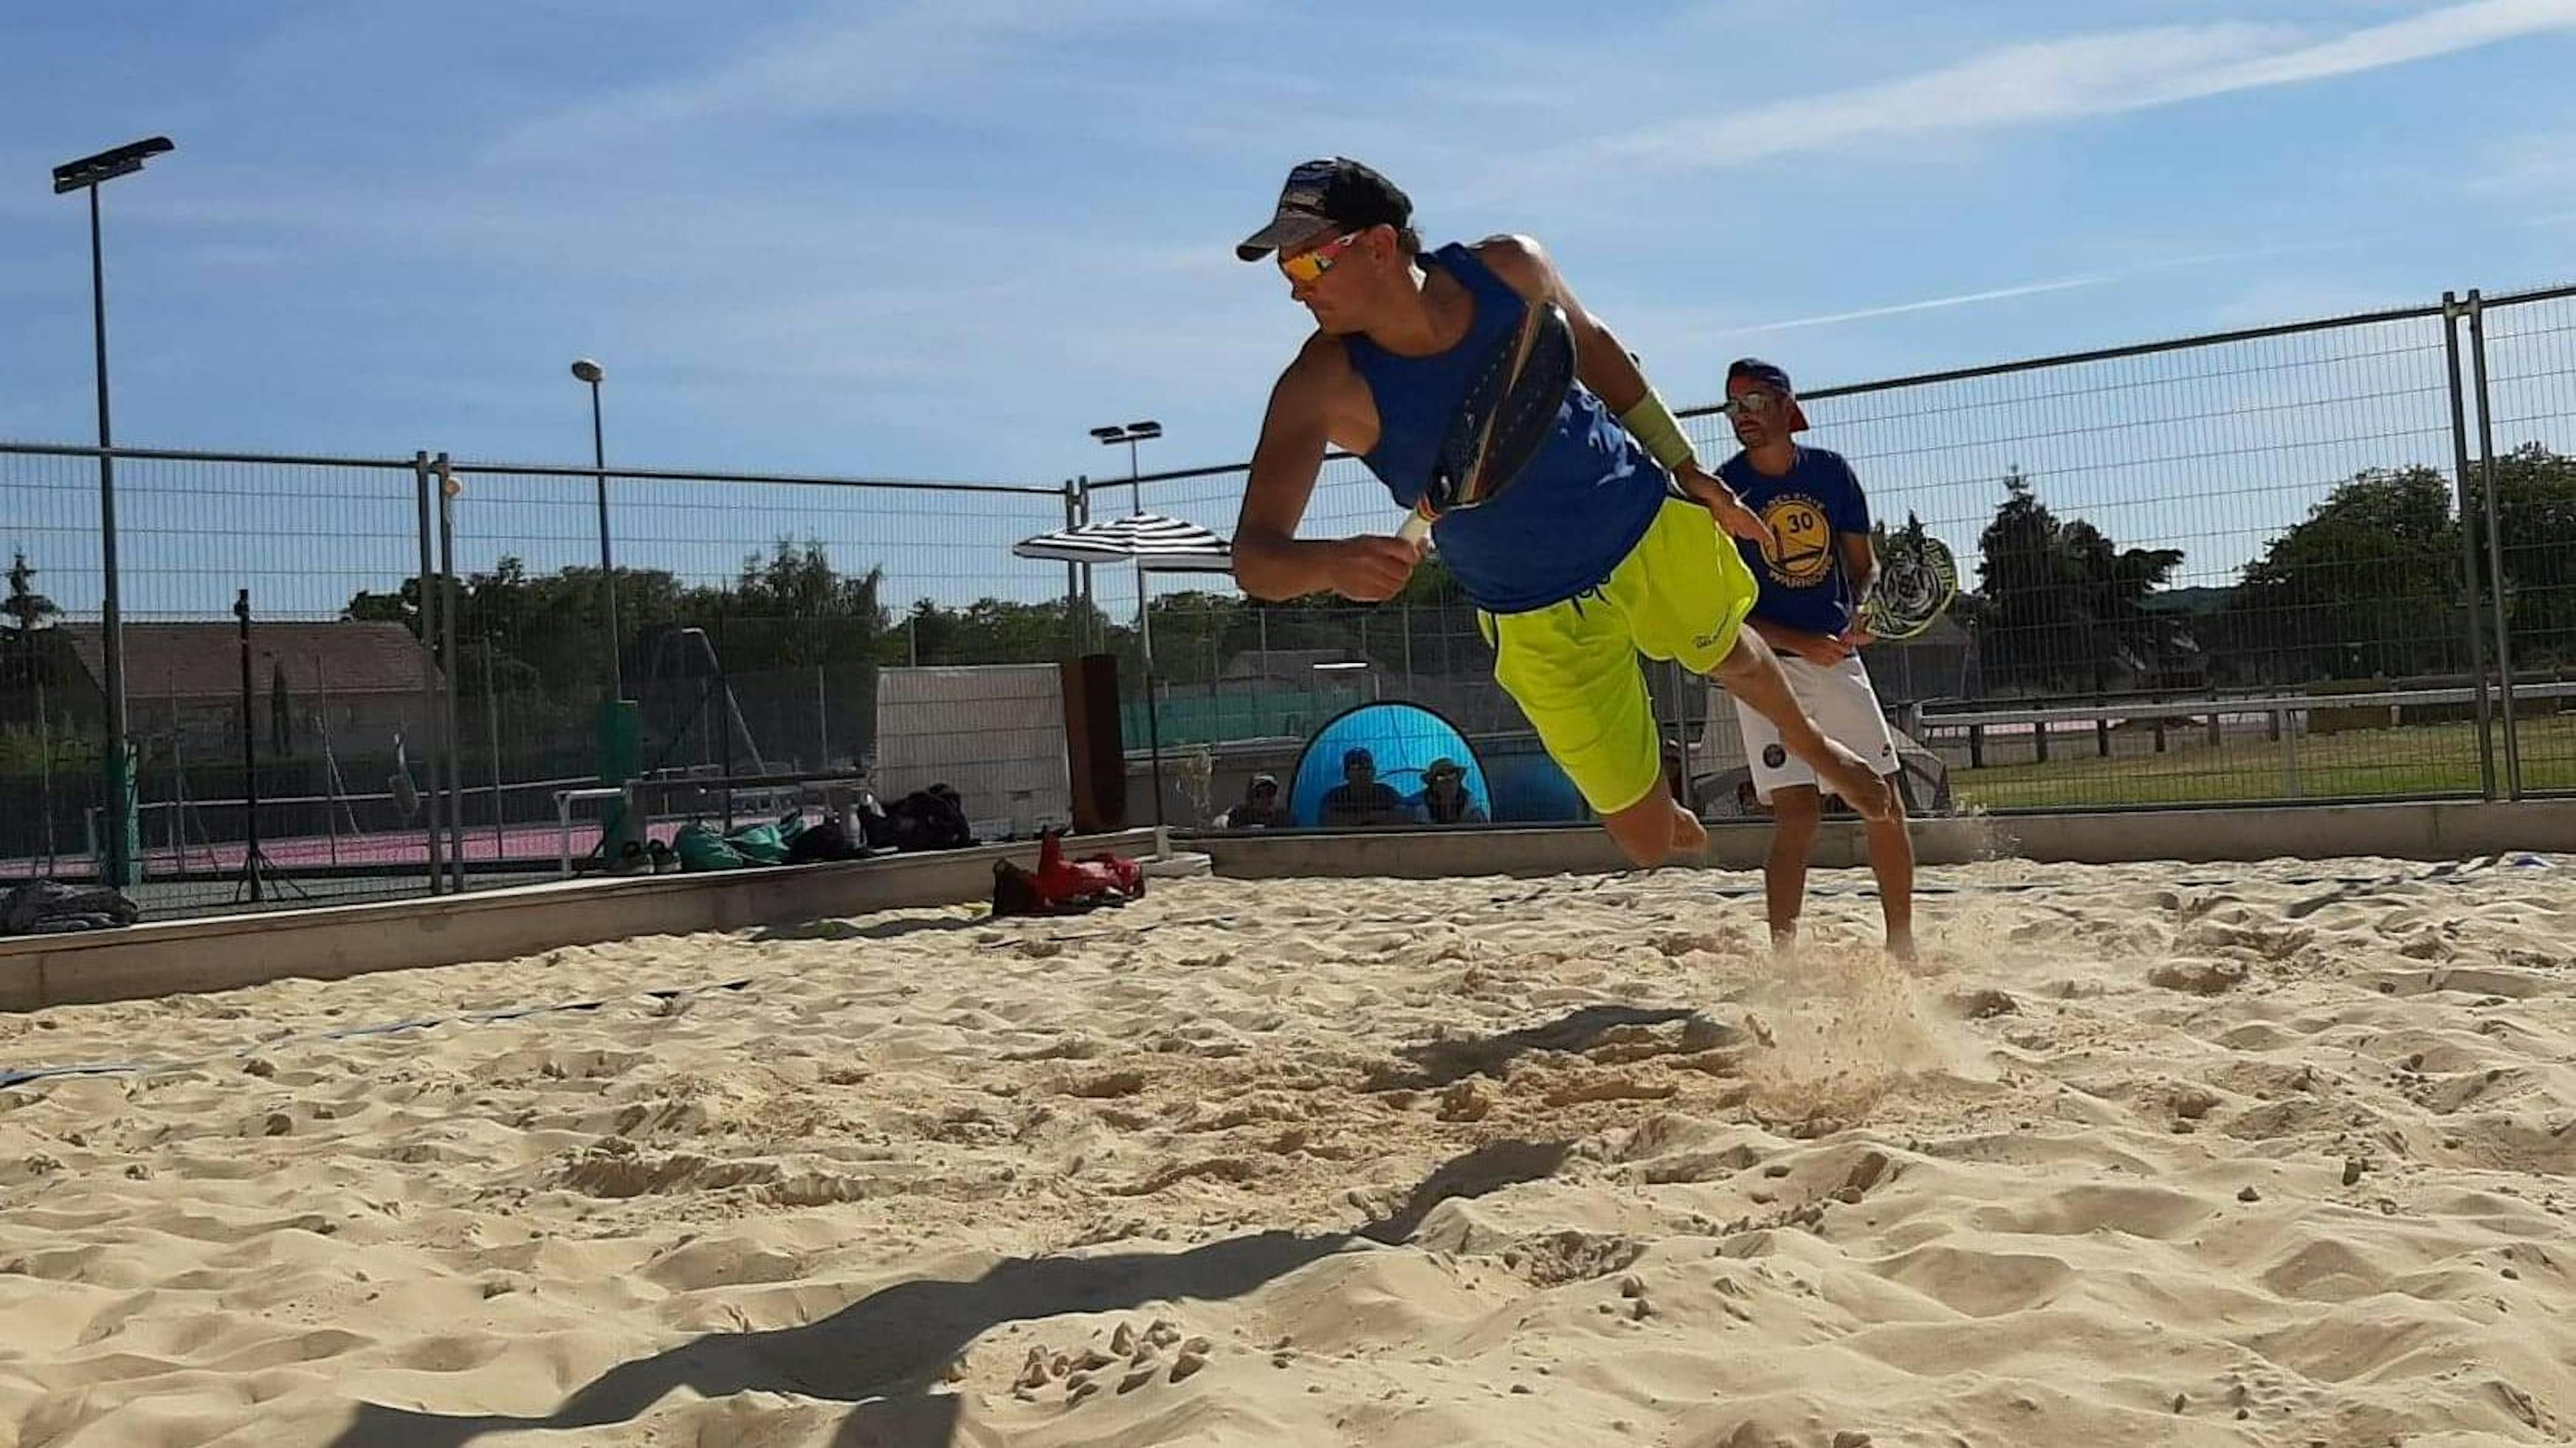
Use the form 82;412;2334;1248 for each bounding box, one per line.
1409;756;1486;826
1221;772;1287;830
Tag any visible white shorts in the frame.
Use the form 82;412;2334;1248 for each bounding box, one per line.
1733;654;1900;803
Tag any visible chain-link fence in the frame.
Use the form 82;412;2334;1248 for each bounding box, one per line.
1128;282;2576;819
1;447;1085;922
2474;287;2576;798
7;280;2575;925
1;446;433;919
1786;301;2484;810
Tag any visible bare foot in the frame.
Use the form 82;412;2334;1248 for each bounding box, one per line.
1815;742;1896;821
1885;931;1917;963
1668;802;1708;856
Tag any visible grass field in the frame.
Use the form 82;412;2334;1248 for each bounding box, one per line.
1949;713;2576;809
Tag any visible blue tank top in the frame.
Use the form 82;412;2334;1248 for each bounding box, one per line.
1346;243;1668;614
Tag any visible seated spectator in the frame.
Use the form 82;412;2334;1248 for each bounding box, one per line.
1220;772;1288;829
1320;747;1409;826
1409;757;1487;825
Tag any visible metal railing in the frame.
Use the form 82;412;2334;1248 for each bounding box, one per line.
6;278;2575;924
1122;279;2576;821
1;446;1087;919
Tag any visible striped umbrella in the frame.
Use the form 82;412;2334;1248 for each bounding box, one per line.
1011;513;1234;573
1013;512;1232;833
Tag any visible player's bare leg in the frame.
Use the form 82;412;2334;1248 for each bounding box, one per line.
1708;631;1892;821
1603;793;1705;869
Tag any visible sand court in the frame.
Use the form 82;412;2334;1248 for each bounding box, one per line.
2;855;2573;1447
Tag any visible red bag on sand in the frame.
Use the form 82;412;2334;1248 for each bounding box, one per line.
991;831;1144;918
1086;851;1143;896
1034;829;1144;907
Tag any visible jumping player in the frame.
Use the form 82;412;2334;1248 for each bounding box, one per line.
1226;157;1893;867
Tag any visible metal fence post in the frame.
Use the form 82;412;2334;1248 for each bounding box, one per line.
1056;476;1077;652
2465;291;2523;799
437;454;466;891
1075;474;1095;654
413;451;445;894
1401;599;1415;694
484;639;502;857
814;663;828;772
2440;291;2499;800
1061;478;1083;655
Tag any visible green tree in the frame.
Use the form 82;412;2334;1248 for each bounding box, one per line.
1134;590;1242;685
2;552;66;719
887;594;1102;668
2220;465;2463;682
1972;471;2185;690
347;556;695;701
718;538;888;669
2479;444;2576;668
4;552;58;635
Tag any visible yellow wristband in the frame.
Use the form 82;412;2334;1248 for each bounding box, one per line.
1618;391;1696;473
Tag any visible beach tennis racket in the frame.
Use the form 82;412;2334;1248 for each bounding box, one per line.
1398;298;1577;544
1858;533;1958;641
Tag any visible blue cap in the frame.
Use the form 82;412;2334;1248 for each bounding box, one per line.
1725;358;1811;431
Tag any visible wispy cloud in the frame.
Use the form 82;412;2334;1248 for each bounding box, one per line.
1684;235;2377;341
1572;0;2576;173
486;0;1242;162
6;0;2570;484
2174;0;2576;94
1715;276;2110;337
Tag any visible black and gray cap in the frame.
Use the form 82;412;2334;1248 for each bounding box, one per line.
1236;157;1413;262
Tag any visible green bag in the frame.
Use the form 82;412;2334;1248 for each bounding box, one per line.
674;823;749;872
725;821;790;865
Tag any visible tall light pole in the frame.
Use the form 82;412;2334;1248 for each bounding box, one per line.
1089;421;1163;826
570;358;620;699
1088;419;1161;515
54;135;174;888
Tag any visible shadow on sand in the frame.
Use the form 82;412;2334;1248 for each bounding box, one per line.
331;1138;1572;1448
1360;1003;1742;1092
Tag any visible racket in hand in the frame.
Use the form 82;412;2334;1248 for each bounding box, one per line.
1398;297;1577;544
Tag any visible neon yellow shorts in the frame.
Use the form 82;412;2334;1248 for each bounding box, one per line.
1486;497;1759;817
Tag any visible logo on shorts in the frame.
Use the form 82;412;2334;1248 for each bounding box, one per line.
1762;743;1787;769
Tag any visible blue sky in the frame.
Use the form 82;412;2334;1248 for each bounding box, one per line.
5;0;2576;618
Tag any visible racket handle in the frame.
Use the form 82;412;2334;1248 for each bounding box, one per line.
1397;509;1432;546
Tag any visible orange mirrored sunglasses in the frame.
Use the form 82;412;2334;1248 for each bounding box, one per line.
1278;231;1362;285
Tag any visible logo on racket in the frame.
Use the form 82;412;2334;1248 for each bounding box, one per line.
1402;297;1576;544
1859;533;1959;641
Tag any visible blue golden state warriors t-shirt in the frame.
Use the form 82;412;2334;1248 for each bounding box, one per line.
1717;446;1870;635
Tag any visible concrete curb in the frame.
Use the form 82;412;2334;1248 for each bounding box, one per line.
9;800;2570;1015
1190;799;2576;878
0;829;1159;1013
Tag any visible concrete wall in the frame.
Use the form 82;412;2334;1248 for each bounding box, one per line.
0;829;1158;1015
1195;799;2576;880
11;798;2571;1016
1984;798;2576;866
